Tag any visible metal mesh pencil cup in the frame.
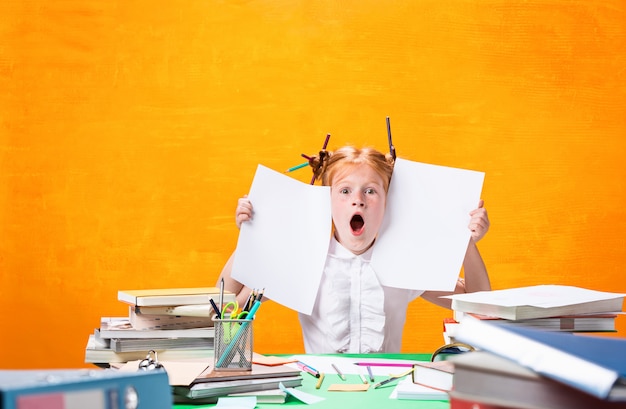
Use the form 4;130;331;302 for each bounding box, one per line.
213;317;254;371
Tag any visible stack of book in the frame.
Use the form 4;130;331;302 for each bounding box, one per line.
85;287;235;366
171;362;303;404
393;360;454;401
449;316;626;409
441;285;624;343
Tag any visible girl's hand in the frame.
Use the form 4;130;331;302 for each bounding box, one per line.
235;195;254;229
469;199;490;242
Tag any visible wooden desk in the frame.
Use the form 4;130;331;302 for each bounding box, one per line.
173;353;450;409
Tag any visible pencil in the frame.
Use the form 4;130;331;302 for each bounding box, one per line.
366;365;374;382
322;133;330;150
358;368;368;384
331;363;345;381
310;133;331;185
219;278;224;311
386;116;396;160
284;162;308;173
355;362;414;368
315;372;325;389
373;367;414;389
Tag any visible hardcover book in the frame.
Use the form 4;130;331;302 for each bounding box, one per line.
412;360;454;391
453;316;626;401
172;363;303;400
84;334;214;365
451;351;626;409
118;287;229;307
445;285;624;320
98;318;214;339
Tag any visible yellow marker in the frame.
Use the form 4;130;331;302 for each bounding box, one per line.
315;372;325;389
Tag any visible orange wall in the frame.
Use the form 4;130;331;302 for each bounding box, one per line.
1;0;625;368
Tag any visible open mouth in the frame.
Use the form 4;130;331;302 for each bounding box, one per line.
350;214;365;234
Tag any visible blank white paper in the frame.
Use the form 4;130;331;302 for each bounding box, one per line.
231;164;332;315
371;158;485;291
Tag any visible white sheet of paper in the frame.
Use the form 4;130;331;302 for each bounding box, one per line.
279;382;325;404
231;164;332;315
117;359;210;386
216;396;256;409
371;158;484;291
442;285;626;307
287;355;418;376
390;378;449;400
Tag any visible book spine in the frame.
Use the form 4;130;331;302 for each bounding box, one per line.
134;294;217;307
450;394;515;409
135;304;214;317
130;306;215;329
98;327;214;339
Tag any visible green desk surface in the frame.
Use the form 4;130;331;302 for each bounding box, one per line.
173;353;450;409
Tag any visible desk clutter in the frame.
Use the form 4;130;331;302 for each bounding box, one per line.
75;284;626;407
83;286;306;405
0;368;171;409
442;284;625;344
85;286;236;365
444;284;626;409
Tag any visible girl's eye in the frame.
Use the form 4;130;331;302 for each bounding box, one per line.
340;188;350;194
365;188;375;195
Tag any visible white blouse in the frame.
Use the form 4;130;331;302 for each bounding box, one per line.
299;237;423;353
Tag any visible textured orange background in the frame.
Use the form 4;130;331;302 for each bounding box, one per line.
1;1;625;369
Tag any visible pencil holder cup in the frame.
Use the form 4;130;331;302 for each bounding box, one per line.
213;318;254;371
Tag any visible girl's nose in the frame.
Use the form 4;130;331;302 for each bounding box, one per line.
352;194;365;206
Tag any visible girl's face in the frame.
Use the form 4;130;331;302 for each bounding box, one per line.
330;164;387;255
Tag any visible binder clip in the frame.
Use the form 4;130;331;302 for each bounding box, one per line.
138;350;164;371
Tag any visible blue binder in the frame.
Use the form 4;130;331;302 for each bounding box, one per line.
0;368;170;409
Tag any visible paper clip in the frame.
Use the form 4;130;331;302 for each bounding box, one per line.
138;350;163;371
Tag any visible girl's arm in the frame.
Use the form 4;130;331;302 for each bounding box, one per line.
421;201;491;309
421;239;490;308
215;196;255;306
216;252;253;307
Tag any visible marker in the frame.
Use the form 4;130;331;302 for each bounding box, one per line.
331;363;345;381
285;162;308;173
296;361;321;378
315;373;325;389
209;298;221;319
